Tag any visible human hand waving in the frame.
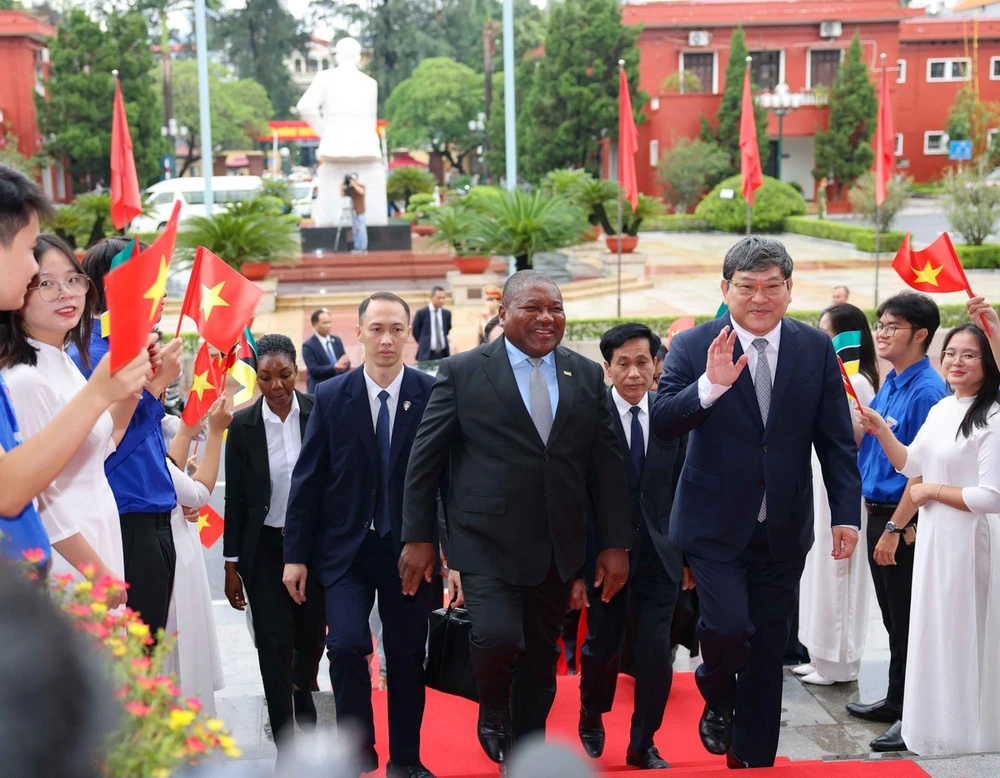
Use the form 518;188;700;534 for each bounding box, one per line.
706;327;749;387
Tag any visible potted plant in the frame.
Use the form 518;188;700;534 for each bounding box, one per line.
403;193;438;236
602;193;666;254
176;195;300;280
427;203;492;274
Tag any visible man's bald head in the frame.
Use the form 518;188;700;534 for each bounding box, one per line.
501;270;561;308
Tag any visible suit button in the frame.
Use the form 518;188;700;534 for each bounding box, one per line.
763;445;769;452
758;480;765;488
371;488;377;496
544;455;550;462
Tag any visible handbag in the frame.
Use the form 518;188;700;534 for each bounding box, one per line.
426;602;479;702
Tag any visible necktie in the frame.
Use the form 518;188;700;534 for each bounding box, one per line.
433;309;442;351
326;338;336;363
629;406;644;475
753;338;771;522
374;389;391;537
527;357;553;444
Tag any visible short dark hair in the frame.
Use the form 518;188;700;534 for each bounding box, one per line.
80;237;150;313
256;333;297;365
430;285;445;297
483;315;501;343
310;308;328;325
0;165;54;249
0;234;96;371
501;270;560;308
722;236;793;282
599;322;659;363
655;343;668;360
359;291;410;323
876;292;940;354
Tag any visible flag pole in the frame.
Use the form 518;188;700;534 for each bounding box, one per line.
617;59;625;319
874;53;886;308
112;69;130;237
745;56;752;237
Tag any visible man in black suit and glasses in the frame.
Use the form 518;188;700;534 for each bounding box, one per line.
399;270;632;769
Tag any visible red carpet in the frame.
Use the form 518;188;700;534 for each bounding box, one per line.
369;673;930;777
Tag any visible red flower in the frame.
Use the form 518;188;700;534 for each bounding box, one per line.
186;697;203;713
131;657;151;671
21;548;45;564
54;573;75;585
125;702;151;717
185;736;207;754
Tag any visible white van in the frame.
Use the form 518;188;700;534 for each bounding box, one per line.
131;175;265;231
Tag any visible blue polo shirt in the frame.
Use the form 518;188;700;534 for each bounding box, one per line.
858;357;948;503
0;373;51;565
68;327;176;515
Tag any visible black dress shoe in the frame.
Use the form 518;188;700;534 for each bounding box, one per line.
386;762;436;778
870;720;907;752
699;704;733;756
293;689;317;727
578;710;606;758
726;750;750;769
478;706;513;764
625;745;670;769
846;698;902;723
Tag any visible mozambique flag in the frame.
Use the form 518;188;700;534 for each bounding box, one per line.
832;330;861;376
181;342;222;426
103;200;181;371
892;233;969;294
196;504;225;549
837;355;864;416
229;328;258;406
716;302;729;318
177;247;263;352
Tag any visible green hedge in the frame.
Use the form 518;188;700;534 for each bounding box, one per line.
564;304;992;341
642;214;711;232
956;243;1000;269
695;175;807;233
783;216;906;253
908;183;945;196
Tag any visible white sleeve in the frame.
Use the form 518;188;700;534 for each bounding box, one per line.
697;372;732;408
962;414;1000;514
898;405;935;479
167;460;211;509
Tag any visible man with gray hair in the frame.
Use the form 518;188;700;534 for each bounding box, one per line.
651;236;861;768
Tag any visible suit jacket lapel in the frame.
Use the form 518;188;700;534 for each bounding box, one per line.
482;336;541;443
296;391;312;437
346;369;379;466
389;367;424;472
722;315;765;433
546;348;578;448
245;399;271;501
765;319;799;439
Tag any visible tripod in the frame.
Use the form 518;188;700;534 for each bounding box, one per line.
332;196;355;253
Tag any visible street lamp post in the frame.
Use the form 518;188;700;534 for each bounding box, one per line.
468;111;487;183
757;83;803;182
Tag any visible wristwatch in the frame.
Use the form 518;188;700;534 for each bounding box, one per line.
885;520;903;534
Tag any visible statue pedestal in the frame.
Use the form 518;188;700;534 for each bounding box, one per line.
446;270;501;306
314;160;388;228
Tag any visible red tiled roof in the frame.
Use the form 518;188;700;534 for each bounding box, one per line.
623;0;925;29
0;10;55;41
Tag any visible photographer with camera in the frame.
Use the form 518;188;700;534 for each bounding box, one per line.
341;173;368;254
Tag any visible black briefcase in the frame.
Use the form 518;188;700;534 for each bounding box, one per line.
426;604;479;702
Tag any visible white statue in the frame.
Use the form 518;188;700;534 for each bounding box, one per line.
297;37;388;230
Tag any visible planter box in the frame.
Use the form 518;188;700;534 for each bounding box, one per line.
605;235;639;254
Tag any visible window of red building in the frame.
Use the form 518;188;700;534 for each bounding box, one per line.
681;52;715;93
926;57;970;82
750;50;781;90
809;50;842;89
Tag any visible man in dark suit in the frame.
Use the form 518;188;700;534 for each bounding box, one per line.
223;335;327;749
399;270;632;768
283;292;437;778
411;286;451;361
303;308;350;393
577;323;687;770
651;236;862;769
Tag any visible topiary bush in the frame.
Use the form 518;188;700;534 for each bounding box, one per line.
956;243;1000;269
695;175;807;233
782;216;906;253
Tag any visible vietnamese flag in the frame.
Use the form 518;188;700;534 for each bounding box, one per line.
618;66;639;210
103;200;181;372
874;61;894;208
740;66;763;206
177;248;264;353
110;79;143;231
181;342;222;426
892;233;970;294
196;505;225;549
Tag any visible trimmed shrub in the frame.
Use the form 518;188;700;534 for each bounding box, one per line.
642;214;711;232
695;175;807;233
956;243;1000;269
782;216;906;253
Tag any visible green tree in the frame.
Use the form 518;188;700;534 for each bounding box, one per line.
813;32;876;197
168;60;273;177
385;57;485;172
943;159;1000;246
484;59;538;183
847;171;912;231
37;8;167;191
709;27;769;177
521;0;644;180
657;138;730;212
946;84;999;159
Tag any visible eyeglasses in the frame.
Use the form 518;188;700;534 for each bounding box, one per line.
26;274;90;302
872;323;913;337
727;280;789;298
941;350;983;363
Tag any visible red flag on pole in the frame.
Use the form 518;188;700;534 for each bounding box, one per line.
196;505;225;549
740;67;763;206
110;78;143;231
618;67;639;210
181;343;222;427
892;233;971;294
874;60;894;208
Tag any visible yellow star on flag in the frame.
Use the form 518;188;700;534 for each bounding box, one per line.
190;369;215;402
911;259;944;287
142;256;169;322
200;281;230;321
196;511;210;532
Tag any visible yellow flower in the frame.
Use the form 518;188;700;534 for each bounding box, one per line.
76;581;93;592
218;735;236;750
104;637;123;648
91;602;108;614
112;646;127;657
225;747;243;759
152;770;170;778
127;623;150;639
205;718;225;733
168;709;196;729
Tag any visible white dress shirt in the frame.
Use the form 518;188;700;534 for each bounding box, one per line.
611;386;649;453
363;365;405;441
697;318;781;408
262;393;302;528
315;331;338;362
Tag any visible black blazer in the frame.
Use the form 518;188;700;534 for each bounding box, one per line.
411;305;452;360
223;391;313;586
284;366;436;588
302;333;347;394
401;336;633;587
589;389;685;584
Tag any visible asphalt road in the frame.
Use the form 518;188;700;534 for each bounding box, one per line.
825;198;995;247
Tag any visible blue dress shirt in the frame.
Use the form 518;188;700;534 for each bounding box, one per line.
858;357;947;503
504;338;559;421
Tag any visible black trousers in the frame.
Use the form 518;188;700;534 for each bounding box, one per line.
120;511;176;640
246;527;326;745
324;530;432;766
462;562;574;740
580;534;680;753
685;521;806;767
866;508;915;707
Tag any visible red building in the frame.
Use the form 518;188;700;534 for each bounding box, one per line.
623;0;1000;200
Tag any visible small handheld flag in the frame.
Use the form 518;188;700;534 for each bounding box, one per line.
229;328;258;406
181;342;221;426
832;330;862;376
837;355;864;418
196;505;224;549
715;302;729;319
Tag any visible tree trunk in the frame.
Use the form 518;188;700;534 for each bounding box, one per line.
516;254;531;271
